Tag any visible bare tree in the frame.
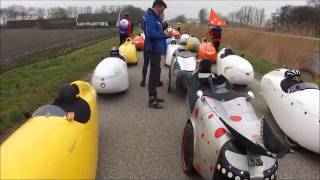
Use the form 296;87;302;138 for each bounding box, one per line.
36;8;46;19
307;0;320;7
95;5;108;13
6;5;24;20
47;7;67;18
227;6;265;26
198;8;208;24
66;6;78;18
84;6;92;14
174;14;186;23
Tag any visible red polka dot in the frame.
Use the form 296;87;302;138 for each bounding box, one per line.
214;128;226;138
208;114;214;119
252;134;260;139
204;159;206;163
194;108;200;119
210;165;214;172
201;133;205;138
215;150;219;154
207;141;210;144
196;164;201;173
230;115;242;122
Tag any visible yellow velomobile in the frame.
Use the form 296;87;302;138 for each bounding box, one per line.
1;81;99;179
119;37;138;64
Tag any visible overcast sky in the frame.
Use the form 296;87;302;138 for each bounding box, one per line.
1;0;308;20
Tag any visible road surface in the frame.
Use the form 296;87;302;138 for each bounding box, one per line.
95;51;319;179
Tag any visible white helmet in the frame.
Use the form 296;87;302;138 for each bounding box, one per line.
285;69;301;79
180;34;190;45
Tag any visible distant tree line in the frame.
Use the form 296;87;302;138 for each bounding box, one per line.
227;6;265;26
266;0;320;37
1;4;144;23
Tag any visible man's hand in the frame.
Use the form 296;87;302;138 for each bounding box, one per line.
164;30;172;38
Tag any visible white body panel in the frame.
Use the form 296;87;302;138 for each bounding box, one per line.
91;57;129;94
170;56;197;90
260;69;320;153
217;48;254;85
165;44;181;66
189;95;275;179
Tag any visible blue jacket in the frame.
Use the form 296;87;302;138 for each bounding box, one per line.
143;8;166;55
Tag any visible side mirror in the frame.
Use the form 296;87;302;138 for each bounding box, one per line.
197;90;204;101
247;91;255;101
240;54;245;58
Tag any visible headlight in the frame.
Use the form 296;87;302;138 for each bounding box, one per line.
100;82;106;88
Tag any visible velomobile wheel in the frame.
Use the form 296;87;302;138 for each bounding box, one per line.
181;122;194;174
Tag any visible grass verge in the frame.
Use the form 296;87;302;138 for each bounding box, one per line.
0;36;118;134
224;45;320;85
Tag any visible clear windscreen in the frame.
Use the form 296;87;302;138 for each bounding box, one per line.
289;82;319;93
32;105;66;117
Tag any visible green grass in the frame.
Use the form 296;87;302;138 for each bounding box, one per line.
0;36;119;133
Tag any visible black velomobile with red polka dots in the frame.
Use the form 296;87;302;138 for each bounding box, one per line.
181;59;290;180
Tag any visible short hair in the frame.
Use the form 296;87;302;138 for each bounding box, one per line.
152;0;167;8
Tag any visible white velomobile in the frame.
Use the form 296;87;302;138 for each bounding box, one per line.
165;39;181;67
216;48;254;85
182;60;290;180
91;48;129;94
168;47;197;92
260;68;320;153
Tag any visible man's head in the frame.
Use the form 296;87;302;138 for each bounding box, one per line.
123;13;129;19
152;0;167;16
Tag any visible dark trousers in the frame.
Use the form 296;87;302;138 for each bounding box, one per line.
119;34;128;45
142;50;161;85
148;52;161;97
213;41;220;52
142;49;150;82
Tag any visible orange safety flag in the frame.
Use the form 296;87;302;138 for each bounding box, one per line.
208;8;225;26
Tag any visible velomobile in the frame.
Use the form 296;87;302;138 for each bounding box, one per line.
216;48;254;85
119;37;138;64
165;39;181;67
198;38;217;63
182;60;290;179
186;36;201;53
0;81;98;179
168;47;197;92
133;33;145;50
91;48;129;94
260;68;319;153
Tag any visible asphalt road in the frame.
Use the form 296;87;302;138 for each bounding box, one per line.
96;51;319;180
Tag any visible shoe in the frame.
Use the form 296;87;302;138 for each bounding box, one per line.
157;81;163;87
155;97;164;103
140;81;145;87
149;101;163;109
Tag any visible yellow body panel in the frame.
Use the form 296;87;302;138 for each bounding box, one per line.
0;81;98;179
119;38;138;64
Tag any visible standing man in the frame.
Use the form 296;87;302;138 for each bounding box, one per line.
140;21;168;87
209;25;222;52
143;0;170;109
119;13;134;45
